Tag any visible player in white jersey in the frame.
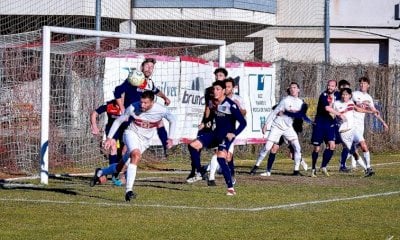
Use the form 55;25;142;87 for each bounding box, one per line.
249;87;311;176
254;82;305;176
102;91;177;201
326;88;374;177
206;77;246;186
352;77;388;175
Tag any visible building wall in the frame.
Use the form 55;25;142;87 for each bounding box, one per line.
331;0;400;27
132;0;277;13
263;0;400;64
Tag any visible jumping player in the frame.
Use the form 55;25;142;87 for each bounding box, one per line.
114;58;171;158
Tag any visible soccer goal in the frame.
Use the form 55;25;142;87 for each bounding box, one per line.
0;26;226;185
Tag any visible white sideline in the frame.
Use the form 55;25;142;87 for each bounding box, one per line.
3;160;400;183
0;190;399;212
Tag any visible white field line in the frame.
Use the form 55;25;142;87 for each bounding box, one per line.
4;161;400;182
0;190;399;212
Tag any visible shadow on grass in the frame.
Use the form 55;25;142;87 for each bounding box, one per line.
0;179;78;195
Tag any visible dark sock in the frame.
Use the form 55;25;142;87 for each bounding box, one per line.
340;148;349;168
157;126;168;156
217;157;233;188
228;157;235;177
311;151;319;169
321;149;334;168
267;153;276;172
188;145;202;173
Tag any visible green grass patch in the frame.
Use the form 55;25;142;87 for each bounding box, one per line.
1;154;399;239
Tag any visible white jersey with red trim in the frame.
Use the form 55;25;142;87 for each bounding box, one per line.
108;102;176;141
332;100;355;133
352;90;374;125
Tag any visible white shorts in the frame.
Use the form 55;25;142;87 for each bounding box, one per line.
340;129;354;149
267;126;298;144
353;124;365;143
123;129;150;154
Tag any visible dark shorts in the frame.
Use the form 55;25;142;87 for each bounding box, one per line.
197;131;234;152
334;124;343;144
311;121;336;146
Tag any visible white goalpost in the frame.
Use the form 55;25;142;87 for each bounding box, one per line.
40;26;226;185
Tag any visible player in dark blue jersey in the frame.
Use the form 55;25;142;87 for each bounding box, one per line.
114;58;171;157
186;67;228;182
187;81;246;195
310;80;340;177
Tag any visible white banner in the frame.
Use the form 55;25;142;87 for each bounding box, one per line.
104;56;275;145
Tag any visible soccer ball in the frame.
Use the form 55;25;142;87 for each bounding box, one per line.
128;70;146;87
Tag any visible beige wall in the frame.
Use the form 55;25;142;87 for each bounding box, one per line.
259;0;400;64
331;0;400;27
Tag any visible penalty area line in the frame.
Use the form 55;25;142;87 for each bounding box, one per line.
0;190;399;212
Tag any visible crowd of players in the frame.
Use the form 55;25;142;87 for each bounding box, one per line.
89;58;388;201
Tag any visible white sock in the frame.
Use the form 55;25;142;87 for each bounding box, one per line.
363;152;371;168
209;155;219;181
126;163;137;193
256;141;273;166
294;157;301;171
351;155;357;168
357;158;367;170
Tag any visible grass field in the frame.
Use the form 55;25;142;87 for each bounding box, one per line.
1;153;399;240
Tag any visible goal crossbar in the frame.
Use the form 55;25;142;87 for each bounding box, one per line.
40;26;226;184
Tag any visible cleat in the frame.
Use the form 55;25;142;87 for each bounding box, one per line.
321;167;330;177
207;180;217;186
364;168;375;177
339;166;350;173
310;169;317;177
260;171;271;177
90;168;102;187
300;160;308;171
112;176;123;186
249;165;259;175
292;170;301;176
125;191;137;202
226;188;236;196
186;173;202;183
186;172;195;180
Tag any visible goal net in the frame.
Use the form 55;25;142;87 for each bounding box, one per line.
0;27;226;183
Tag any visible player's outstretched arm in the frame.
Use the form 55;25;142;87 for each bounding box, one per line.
90;110;100;135
164;110;177;148
156;91;171;106
374;111;389;131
